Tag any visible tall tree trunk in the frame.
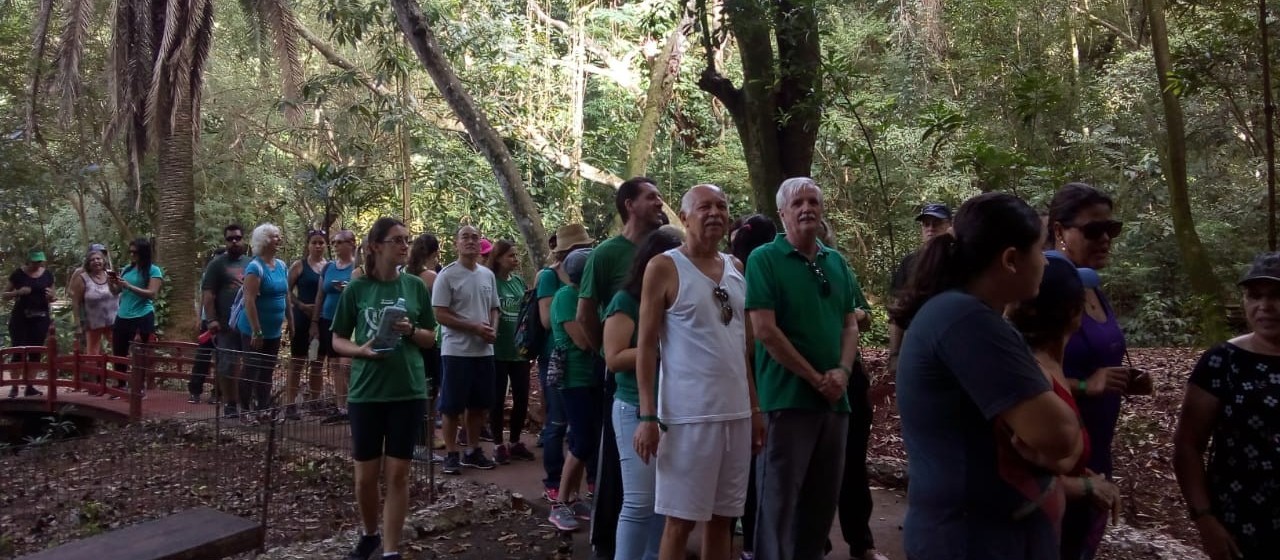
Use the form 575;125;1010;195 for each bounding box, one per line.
1145;0;1226;340
390;0;550;268
156;92;198;338
1260;0;1277;250
699;0;822;217
626;15;690;178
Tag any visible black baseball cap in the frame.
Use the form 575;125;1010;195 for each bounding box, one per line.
1239;252;1280;286
916;203;952;221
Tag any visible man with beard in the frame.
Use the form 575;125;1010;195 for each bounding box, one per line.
201;224;250;417
576;177;667;555
634;184;763;560
747;178;865;560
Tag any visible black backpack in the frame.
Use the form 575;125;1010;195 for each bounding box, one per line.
513;286;546;359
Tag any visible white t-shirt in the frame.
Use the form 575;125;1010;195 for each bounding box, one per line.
432;261;500;357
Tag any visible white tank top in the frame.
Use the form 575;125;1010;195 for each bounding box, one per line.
657;248;751;424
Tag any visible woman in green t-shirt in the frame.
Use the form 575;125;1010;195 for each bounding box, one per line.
547;247;599;531
330;217;438;560
485;240;535;464
603;228;682;559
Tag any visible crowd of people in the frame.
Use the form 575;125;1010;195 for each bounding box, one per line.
5;176;1279;560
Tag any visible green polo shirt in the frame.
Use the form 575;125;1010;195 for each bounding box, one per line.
578;235;635;318
746;234;863;413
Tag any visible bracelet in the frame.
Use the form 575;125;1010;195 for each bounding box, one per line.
253;330;263;337
637;414;660;422
1082;476;1093;497
1076;379;1088;395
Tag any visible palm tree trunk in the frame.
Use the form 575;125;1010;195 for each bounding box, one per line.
156;93;198;338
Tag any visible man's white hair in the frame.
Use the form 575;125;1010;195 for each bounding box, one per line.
680;183;725;213
775;177;822;211
249;223;281;255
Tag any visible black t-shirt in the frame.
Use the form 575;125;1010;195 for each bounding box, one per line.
890;250;919;297
9;267;53;317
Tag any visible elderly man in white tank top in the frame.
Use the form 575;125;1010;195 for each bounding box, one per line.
633;184;765;560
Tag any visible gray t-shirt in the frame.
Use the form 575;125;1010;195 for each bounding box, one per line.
896;290;1057;560
201;253;250;325
432;261;499;357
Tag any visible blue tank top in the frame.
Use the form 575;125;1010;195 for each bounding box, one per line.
1062;288;1127;476
295;260;323;305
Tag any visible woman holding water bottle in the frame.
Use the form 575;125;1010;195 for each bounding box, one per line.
331;217;437;560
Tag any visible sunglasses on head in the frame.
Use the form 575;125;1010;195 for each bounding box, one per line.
806;260;832;298
713;286;734;326
1071;220;1123;240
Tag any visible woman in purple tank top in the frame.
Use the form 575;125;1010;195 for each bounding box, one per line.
1049;183;1149;559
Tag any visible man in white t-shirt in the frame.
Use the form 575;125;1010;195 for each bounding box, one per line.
633;184;764;560
433;225;501;474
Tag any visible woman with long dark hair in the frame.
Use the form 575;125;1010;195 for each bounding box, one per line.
891;192;1083;559
1048;182;1140;559
331;217;437;560
108;238;163;396
602;226;683;558
285;229;328;419
487;239;535;464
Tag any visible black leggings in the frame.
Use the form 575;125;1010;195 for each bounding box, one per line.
239;334;282;411
112;313;156;387
490;360;531;444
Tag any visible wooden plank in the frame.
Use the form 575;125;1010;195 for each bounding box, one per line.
18;507;261;560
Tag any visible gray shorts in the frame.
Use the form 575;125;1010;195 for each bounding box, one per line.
215;329;243;378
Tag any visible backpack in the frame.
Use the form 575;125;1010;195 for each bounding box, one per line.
227;258;266;330
513;286;547;359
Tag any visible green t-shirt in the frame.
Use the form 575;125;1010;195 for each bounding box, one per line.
331;273;437;403
494;273;528;362
551;284;597;388
745;235;860;413
604;291;655;407
578;235;636;318
535;267;563;358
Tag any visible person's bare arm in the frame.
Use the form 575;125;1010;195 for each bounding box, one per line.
576;297;602;352
539;296;554;329
434;306;482;335
999;391;1085;474
749;308;827;393
734;257;765;454
563;317;592;351
1174;384;1223;524
603;314;637;372
243;274;263;334
287;260;309;316
854;308;871;332
825;310;861;397
201;289;218;329
887;323;905;377
633;255;674;464
2;280;18;300
68;274;85;328
126;276;163;300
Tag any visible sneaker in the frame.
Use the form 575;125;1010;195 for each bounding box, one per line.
441;453;462;475
509;442;536;461
24;386;42;397
346;532;381;560
542;487;560;502
569;500;591;521
548;502;581;532
456;428;468;447
187;394;200;404
284;405;302;421
480;427;495;442
206;396;219;405
7;386;16;399
494;444;510;465
413;446;444;464
461;448;496;470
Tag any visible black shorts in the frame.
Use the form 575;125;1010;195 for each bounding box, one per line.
438;355;495;415
317;317;336;358
290;310;314;357
348;399;428;461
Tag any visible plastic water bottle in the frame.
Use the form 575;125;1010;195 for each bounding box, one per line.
372;298;408;352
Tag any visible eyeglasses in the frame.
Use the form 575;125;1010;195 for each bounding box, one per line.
225;235;242;242
380;236;412;246
806;260;832;298
713;286;733;326
1070;220;1123;241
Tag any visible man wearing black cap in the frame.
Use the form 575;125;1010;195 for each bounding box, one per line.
887;203;952;378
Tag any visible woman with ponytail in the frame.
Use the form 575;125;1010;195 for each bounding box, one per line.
891;192;1085;559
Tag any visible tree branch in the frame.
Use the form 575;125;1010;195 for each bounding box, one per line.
1073;6;1140;47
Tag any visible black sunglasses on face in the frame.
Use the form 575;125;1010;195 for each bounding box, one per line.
1071;220;1123;241
806;260;832;298
225;235;243;242
713;286;733;326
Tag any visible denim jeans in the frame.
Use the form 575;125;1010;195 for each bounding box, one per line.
612;399;664;560
538;354;567;490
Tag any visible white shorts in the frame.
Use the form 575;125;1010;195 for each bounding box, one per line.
654;417;752;521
